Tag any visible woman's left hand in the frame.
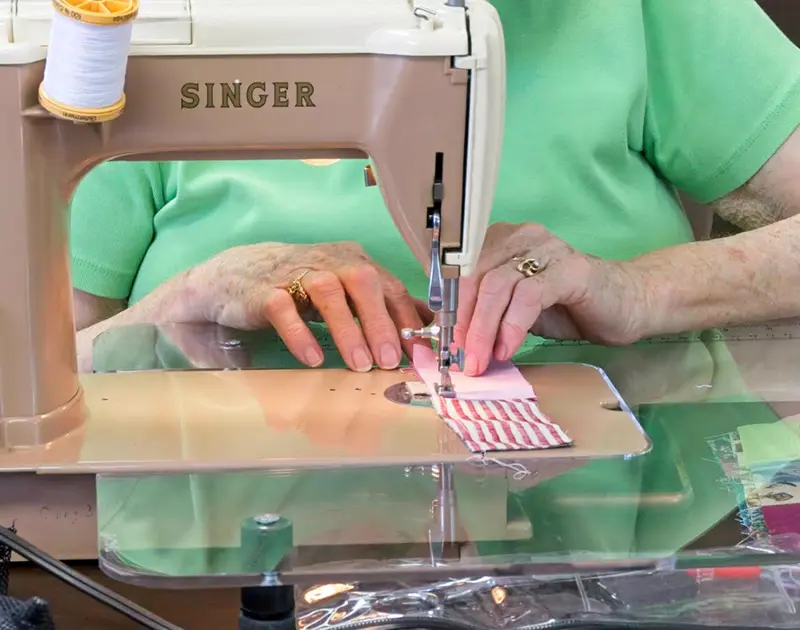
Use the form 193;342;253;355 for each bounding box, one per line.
454;222;650;376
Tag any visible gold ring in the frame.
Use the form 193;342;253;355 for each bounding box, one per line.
515;257;545;278
287;270;312;310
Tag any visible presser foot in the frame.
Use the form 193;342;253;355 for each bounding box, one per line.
400;323;463;398
435;364;457;398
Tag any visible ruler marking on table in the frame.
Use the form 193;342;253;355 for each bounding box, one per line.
538;319;800;346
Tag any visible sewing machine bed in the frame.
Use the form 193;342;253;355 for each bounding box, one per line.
8;363;649;474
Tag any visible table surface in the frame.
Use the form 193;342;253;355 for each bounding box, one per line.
88;323;800;593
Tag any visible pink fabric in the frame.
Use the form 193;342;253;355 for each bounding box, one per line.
412;346;572;453
412;346;535;400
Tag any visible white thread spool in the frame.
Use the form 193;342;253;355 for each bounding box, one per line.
39;0;138;123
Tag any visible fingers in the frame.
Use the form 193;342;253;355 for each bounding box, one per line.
303;270;376;372
463;269;568;375
262;288;325;367
338;266;403;370
271;265;412;372
494;276;561;361
411;298;435;353
454;273;479;349
456;255;516;350
413;298;434;325
492;279;547;361
458;223;555;349
471;224;553;279
462;266;523;375
382;281;431;359
266;257;436;372
459;224;583;375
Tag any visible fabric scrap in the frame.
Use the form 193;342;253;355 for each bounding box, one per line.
412;346;572;453
436;396;572;452
738;422;800;468
412;345;535;400
762;504;800;536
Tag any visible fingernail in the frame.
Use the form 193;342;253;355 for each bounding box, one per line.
464;354;479;376
379;344;400;370
352;347;373;372
305;348;324;367
495;344;508;361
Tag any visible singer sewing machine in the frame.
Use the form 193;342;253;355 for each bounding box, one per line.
0;1;656;594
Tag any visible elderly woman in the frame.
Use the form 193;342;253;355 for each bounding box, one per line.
73;0;800;567
73;0;800;375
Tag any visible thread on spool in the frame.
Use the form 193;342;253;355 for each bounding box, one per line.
39;0;138;123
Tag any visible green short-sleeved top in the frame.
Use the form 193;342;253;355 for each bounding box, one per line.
71;0;800;305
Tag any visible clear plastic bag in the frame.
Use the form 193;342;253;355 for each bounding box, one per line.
295;537;800;630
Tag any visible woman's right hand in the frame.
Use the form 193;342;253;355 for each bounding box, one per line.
171;242;431;372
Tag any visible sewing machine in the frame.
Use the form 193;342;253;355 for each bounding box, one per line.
0;0;655;588
7;5;800;629
0;0;507;425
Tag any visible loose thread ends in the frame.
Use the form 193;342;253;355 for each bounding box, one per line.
467;453;533;481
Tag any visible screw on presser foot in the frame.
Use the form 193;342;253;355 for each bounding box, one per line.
400;324;440;340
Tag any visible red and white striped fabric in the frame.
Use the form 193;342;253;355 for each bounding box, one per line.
410;346;572;453
434;396;572;453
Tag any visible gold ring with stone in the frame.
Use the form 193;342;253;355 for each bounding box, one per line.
287;270;312;310
514;257;545;278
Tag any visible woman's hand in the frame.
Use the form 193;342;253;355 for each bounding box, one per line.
173;242;430;372
455;222;649;376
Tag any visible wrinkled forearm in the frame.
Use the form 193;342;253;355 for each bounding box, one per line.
627;213;800;338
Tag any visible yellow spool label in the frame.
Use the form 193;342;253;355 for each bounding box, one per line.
39;84;126;123
52;0;139;26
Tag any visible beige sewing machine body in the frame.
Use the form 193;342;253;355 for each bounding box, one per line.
0;0;649;564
